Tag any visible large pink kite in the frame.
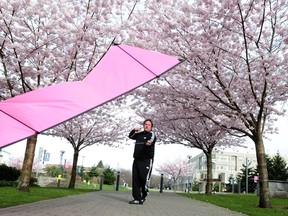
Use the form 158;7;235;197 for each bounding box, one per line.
0;44;181;148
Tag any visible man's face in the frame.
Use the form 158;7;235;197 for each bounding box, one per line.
143;121;152;132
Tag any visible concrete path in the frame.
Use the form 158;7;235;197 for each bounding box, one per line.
0;190;247;216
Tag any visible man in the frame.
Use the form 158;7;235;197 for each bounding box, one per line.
128;119;156;205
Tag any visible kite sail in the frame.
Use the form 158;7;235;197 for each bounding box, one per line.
0;44;182;148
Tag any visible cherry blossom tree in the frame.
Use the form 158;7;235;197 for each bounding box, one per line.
47;105;124;188
7;157;23;170
122;0;288;208
7;155;42;172
0;0;136;191
156;158;190;192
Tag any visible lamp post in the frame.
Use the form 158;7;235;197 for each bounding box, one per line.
81;156;85;167
57;150;65;188
60;150;65;167
42;149;47;164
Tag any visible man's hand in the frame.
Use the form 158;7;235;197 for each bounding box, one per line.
134;127;141;132
146;140;152;146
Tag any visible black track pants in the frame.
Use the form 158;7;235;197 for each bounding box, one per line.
132;158;153;201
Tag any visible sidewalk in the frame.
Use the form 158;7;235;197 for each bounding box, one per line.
0;190;247;216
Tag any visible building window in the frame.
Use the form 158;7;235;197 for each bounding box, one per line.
219;155;229;160
219;165;230;171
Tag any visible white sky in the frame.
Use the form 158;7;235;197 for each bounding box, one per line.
2;115;287;172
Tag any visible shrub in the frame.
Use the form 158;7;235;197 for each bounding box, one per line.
30;177;39;186
0;164;21;181
0;164;38;187
0;180;18;187
103;167;116;185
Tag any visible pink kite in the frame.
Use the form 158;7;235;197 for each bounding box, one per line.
0;44;182;148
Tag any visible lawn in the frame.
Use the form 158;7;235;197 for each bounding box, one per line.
0;185;128;208
0;187;91;208
180;192;288;216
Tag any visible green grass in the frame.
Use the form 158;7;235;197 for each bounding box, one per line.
0;185;128;208
0;187;91;208
180;193;288;216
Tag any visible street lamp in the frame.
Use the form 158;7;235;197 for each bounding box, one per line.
42;149;47;164
81;156;85;167
60;150;65;167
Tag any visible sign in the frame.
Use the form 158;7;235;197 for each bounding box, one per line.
44;152;50;161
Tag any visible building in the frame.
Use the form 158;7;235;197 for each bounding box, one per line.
188;151;257;185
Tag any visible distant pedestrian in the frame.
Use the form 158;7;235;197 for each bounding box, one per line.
128;119;156;205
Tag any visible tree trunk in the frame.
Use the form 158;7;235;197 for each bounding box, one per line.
17;135;37;192
254;133;271;208
205;151;213;194
173;179;177;192
68;148;79;188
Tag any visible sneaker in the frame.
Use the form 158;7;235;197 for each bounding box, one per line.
129;200;143;205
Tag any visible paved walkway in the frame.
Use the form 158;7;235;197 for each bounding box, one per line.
0;190;247;216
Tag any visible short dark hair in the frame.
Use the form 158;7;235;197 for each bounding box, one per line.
143;119;153;127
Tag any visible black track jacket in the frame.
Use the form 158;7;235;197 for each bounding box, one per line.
128;130;156;159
